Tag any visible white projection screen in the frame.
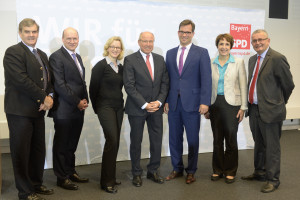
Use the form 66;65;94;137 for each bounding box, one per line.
16;0;265;168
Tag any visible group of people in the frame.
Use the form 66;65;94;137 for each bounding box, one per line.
3;18;294;200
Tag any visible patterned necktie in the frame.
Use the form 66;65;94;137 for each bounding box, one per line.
249;56;261;104
178;47;186;75
72;53;83;78
33;49;47;90
146;54;153;80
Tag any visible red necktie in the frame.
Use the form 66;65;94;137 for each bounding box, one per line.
146;54;153;80
249;56;261;104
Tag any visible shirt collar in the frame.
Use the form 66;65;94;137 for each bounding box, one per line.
258;47;269;59
22;41;35;52
179;43;192;51
213;54;235;65
139;50;152;58
105;56;120;65
63;45;76;56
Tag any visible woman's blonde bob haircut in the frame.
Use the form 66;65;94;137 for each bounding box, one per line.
103;36;125;60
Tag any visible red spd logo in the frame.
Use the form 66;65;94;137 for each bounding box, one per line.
230;24;251;49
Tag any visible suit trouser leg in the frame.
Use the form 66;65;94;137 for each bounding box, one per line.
98;106;124;187
128;115;146;176
168;99;184;172
146;112;163;174
249;105;281;184
181;102;200;174
53;116;83;180
6;114;45;199
249;105;266;176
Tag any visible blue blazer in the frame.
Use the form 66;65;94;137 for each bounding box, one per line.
165;44;212;112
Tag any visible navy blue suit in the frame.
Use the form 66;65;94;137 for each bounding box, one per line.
166;44;211;173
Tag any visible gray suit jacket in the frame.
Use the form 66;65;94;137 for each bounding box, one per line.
123;51;169;116
247;48;294;123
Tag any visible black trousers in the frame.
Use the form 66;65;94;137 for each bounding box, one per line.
128;112;163;176
210;95;240;176
249;104;281;185
52;116;84;180
97;106;124;187
6;114;45;199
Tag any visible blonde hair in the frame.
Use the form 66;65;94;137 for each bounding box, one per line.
103;36;125;60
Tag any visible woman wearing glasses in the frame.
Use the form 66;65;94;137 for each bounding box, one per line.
205;33;247;184
89;36;125;193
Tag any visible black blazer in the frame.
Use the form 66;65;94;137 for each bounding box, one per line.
49;46;88;119
247;48;294;123
3;42;53;117
123;51;169;116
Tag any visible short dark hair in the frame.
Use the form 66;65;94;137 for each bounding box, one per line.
215;33;234;49
179;19;195;32
19;18;39;32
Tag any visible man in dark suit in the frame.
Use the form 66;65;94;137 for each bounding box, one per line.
241;29;294;193
49;27;89;190
123;31;169;187
3;18;54;200
164;19;212;184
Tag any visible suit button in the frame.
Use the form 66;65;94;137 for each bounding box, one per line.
41;78;44;81
40;67;43;70
37;100;40;103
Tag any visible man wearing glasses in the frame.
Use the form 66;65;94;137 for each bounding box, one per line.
164;19;212;184
242;29;294;193
123;31;169;187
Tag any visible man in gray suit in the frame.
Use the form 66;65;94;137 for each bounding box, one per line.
242;29;294;193
123;32;169;187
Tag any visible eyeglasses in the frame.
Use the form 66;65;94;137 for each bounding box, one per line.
178;31;192;35
251;38;268;44
109;46;121;50
139;40;154;44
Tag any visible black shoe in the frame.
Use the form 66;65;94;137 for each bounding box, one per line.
57;179;79;190
261;182;279;193
70;173;89;183
35;185;54;195
20;193;45;200
211;174;223;181
147;172;164;184
225;176;235;184
132;175;142;187
241;173;266;181
101;185;118;194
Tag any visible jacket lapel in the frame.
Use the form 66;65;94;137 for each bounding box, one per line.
181;44;195;76
61;47;84;80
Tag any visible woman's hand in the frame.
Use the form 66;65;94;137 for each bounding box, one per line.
236;109;245;123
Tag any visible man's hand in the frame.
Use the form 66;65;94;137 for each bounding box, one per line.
199;104;209;115
164;103;169;114
39;96;53;111
77;99;88;111
145;101;160;112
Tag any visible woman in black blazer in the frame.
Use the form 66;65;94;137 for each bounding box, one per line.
89;36;125;193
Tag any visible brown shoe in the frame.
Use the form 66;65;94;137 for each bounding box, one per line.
186;173;196;184
165;171;183;181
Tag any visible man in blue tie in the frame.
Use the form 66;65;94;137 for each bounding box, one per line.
164;19;212;184
49;27;89;191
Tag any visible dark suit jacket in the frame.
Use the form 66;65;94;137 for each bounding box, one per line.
165;44;212;112
123;51;169;116
49;46;88;119
247;48;294;123
3;42;53;117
